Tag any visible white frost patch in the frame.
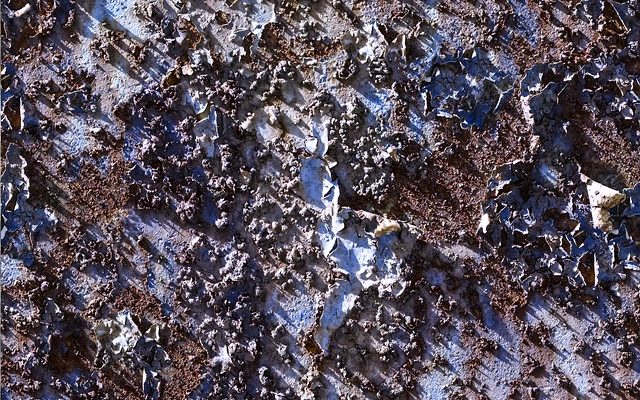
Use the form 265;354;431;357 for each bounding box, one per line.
298;105;417;353
307;116;330;158
266;290;317;334
95;310;142;355
194;108;220;157
313;209;417;352
103;0;153;40
56;116;92;155
0;255;28;286
241;107;283;143
300;158;340;211
315;281;358;351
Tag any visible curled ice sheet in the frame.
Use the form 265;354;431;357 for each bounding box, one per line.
373;218;402;238
194;108;220;158
228;0;276;59
1;143;56;259
2;95;24;131
1;145;30;233
520;63;575;126
314;281;358;351
300;158;340;211
582;175;626;208
478;212;491;234
95;311;142;355
481;160;638;288
309;116;330;158
581;174;626;232
314;209;417;352
186;89;209;115
95;311;171;399
423;48;514;128
213;345;234;373
142;368;160;400
241;107;282;143
355;24;387;63
143;324;160;343
624;183;640;217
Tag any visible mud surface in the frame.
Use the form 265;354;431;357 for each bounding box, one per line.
2;0;640;399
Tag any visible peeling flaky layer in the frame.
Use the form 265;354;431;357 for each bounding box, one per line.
480;159;640;288
298;103;419;352
95;311;142;355
1;144;58;261
314;206;418;352
95;311;170;400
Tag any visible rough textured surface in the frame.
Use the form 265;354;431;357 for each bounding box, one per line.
2;0;640;399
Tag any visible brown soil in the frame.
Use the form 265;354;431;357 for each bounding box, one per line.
392;99;534;243
111;286;208;399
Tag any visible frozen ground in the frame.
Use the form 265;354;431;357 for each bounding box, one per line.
2;0;640;399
